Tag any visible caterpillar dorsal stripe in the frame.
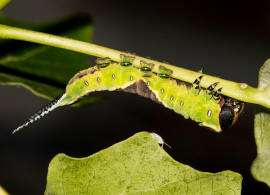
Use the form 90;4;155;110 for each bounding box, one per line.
12;55;244;133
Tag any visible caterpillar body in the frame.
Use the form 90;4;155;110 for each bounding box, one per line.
12;55;244;133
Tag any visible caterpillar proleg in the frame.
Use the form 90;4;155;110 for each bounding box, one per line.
12;55;244;133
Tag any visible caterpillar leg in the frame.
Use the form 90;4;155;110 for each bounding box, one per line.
206;82;219;95
206;82;219;94
193;75;203;94
193;75;203;88
213;88;222;102
193;76;202;85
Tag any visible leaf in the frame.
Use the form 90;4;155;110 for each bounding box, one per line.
0;13;95;101
251;58;270;187
0;185;9;195
45;132;242;195
0;0;10;10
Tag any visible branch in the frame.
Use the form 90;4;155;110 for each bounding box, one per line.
0;24;268;109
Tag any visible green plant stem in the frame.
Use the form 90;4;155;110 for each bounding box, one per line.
0;24;268;108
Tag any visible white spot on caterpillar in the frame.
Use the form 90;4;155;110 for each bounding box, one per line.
161;89;164;94
147;81;150;86
130;76;133;81
180;101;184;107
84;81;89;86
207;110;212;117
150;132;171;148
170;96;174;101
112;74;115;79
97;77;101;82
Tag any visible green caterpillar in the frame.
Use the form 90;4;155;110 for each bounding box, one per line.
12;54;244;133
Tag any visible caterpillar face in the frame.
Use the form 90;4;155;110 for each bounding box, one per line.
219;98;244;131
12;55;245;133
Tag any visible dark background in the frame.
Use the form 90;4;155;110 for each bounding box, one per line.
1;0;270;194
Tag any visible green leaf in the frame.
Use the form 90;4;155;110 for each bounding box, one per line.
0;0;10;10
251;58;270;187
45;132;242;195
0;14;94;101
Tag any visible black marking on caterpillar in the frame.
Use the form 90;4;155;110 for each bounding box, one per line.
213;88;222;101
140;60;155;72
96;57;112;68
120;54;135;66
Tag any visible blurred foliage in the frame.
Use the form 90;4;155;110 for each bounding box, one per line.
251;59;270;187
0;13;98;106
0;185;9;195
0;0;10;10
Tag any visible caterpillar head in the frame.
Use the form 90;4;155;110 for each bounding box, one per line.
219;98;244;131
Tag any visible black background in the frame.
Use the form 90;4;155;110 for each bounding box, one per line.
1;0;270;194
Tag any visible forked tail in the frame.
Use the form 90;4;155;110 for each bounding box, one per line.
12;96;63;134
